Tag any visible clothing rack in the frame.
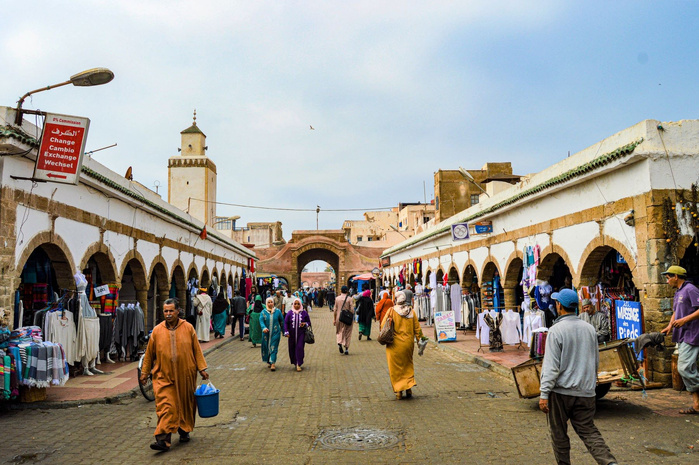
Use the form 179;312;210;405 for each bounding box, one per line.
475;308;527;353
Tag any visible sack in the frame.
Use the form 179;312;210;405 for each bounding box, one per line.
378;312;394;346
304;326;315;344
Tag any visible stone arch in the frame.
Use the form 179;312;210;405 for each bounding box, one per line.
293;243;342;290
15;231;76;289
171;263;186;310
578;236;638;287
148;256;170;287
436;267;445;285
447;265;460;284
481;261;500;284
538;245;574;291
119;250;147;283
503;253;525;310
148;260;170;330
187;263;199;282
211;267;219;285
119;252;148;315
200;266;211;288
79;242;118;284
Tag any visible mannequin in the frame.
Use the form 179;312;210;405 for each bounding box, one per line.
74;272;102;376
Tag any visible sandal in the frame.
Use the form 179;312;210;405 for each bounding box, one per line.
679;407;699;415
395;391;403;400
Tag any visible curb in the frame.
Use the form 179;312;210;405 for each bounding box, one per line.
2;335;236;411
427;338;515;383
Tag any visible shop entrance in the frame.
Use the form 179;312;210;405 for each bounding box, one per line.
680;242;699;283
17;244;73;327
82;252;117;314
504;257;524;311
148;263;169;331
481;262;503;311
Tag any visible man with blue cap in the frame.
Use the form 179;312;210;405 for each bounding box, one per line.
539;288;617;465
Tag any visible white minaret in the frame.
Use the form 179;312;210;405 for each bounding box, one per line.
168;110;217;226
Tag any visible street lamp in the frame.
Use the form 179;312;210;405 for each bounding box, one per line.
458;166;490;197
14;67;115;125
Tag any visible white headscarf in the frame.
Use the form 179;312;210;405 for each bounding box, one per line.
291;297;303;313
393;291;413;318
265;297;275;310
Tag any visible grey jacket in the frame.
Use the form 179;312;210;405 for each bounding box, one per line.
540;314;598;399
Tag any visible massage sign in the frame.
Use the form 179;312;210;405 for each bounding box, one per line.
33;113;90;185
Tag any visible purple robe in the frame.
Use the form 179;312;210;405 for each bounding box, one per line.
284;310;311;367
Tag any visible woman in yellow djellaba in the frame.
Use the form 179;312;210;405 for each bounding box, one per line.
381;290;424;400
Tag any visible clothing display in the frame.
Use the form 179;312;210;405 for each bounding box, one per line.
483;311;504;352
529;327;548;358
450;285;462;324
112;303;146;361
523;309;546;348
501;310;523;345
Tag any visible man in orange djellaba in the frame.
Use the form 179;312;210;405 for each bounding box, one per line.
140;299;209;452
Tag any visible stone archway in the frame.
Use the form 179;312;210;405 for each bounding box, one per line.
447;266;460;285
504;256;524;310
79;243;118;284
171;264;186;310
296;247;340;290
148;261;170;330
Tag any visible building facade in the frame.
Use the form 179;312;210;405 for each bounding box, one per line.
382;119;699;386
1;107;255;331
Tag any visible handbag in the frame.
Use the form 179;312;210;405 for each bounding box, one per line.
338;296;354;326
377;310;395;346
304;325;315;344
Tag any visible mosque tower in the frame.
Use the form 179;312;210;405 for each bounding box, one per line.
167;110;217;226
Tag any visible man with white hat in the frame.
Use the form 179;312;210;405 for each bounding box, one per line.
661;265;699;415
539;288;617;465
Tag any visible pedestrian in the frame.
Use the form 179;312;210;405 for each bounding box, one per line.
333;285;354;355
356;289;375;341
539;288;618;465
382;291;424;400
140;299;209;452
375;291;394;325
660;265;699;415
578;298;611;343
230;291;247;340
326;287;336;312
282;290;295;316
193;288;212;343
247;295;264;348
403;284;414;307
284;297;312;372
211;288;229;339
273;290;283;315
260;296;284;371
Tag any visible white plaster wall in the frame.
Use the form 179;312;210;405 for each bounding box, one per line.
452;251;468;280
194;255;206;273
13;207;50;262
161;247;179;269
138;241;160;274
104;232;132;269
428;257;439;271
490;242;515;271
552;222;600;273
54;217;100;268
469;247;490;276
603;214;638;261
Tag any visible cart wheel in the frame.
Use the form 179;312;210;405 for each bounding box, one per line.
595;383;612;400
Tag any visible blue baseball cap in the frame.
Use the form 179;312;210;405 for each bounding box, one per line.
551;289;579;309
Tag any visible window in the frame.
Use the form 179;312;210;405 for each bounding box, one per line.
357;236;363;242
368;236;373;241
423;217;430;224
471;194;480;205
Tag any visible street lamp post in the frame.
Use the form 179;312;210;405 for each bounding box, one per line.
458;166;490;198
14;67;115;126
389;224;407;239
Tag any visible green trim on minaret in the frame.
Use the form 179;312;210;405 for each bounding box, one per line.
180;109;206;136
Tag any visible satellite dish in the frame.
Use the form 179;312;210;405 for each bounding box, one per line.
125;166;133;180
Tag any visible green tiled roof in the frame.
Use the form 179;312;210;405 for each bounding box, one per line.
381;138;644;258
180;124;205;136
0;126;40;147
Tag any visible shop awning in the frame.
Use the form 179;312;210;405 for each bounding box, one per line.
351;273;374;281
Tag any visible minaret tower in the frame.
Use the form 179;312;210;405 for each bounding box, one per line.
168;110;217;226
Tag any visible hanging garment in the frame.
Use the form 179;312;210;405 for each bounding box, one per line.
484;311;504;352
501;310;522;345
450;284;462;324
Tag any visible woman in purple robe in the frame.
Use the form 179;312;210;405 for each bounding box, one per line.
284;297;312;372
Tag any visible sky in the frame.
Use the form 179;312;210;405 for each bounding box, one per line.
2;1;698;253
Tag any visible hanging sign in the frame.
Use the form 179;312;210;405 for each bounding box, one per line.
616;252;626;264
34;113;90;184
474;221;493;234
94;284;110;297
451;222;470;241
615;300;643;360
434;310;457;342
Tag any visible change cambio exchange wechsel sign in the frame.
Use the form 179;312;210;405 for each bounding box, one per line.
34;113;90;184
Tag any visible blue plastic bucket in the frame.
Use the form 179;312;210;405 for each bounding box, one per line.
195;389;220;418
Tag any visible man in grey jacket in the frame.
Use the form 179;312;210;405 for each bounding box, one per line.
539;289;617;465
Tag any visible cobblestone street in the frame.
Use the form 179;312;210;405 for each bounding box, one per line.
1;308;698;464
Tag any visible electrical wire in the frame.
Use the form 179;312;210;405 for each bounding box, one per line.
187;198;395;212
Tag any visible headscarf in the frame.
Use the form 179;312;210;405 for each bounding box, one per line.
291;297;303;313
393;291;413;318
253;294;263;312
361;289;371;298
212;289;228;315
265;296;275;310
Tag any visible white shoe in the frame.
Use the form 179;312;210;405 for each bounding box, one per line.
105;354;115;364
83;368;94;376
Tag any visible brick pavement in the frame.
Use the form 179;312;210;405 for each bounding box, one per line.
0;307;697;464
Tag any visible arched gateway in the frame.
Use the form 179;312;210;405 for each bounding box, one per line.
255;230;382;291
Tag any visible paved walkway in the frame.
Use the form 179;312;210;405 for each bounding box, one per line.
1;306;697;464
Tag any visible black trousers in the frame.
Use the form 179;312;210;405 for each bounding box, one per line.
547;391;616;465
231;315;245;338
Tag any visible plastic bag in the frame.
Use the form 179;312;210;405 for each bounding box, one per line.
417;338;428;356
195;381;218;396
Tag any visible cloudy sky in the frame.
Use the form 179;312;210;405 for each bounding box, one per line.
2;1;697;244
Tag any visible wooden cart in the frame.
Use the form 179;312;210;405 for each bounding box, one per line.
512;338;640;399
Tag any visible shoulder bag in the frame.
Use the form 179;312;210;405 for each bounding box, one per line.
304;325;315;344
377;309;395;346
338;296;354;326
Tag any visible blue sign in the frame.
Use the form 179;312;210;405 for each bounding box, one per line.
615;300;643;361
474;222;493;234
616;252;626;264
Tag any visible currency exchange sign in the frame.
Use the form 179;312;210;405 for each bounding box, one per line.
34;113;90;184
